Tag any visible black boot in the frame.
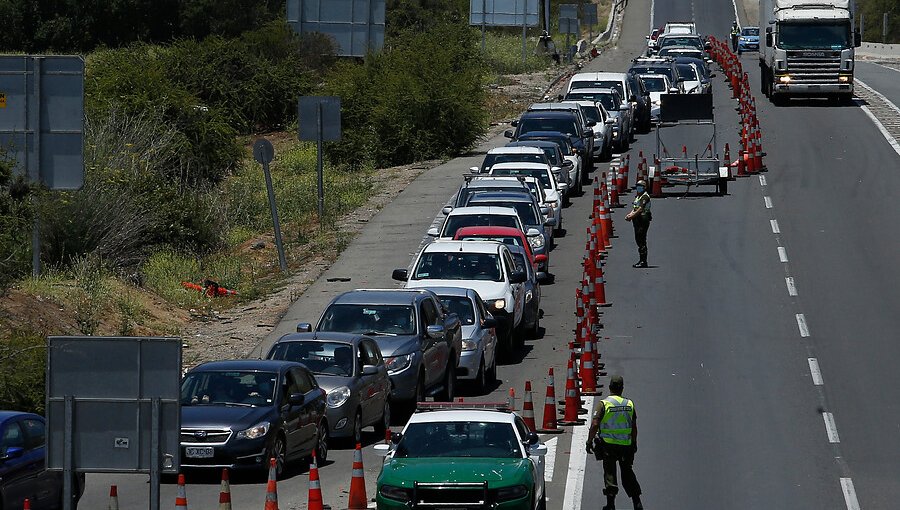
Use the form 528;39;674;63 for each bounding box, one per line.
602;494;616;510
632;260;648;268
633;495;643;510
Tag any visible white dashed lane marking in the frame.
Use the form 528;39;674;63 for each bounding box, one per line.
778;247;788;262
841;478;861;510
764;196;773;208
808;358;823;385
786;277;797;296
770;219;781;234
544;437;558;482
823;412;841;443
759;175;767;186
796;313;810;337
564;395;595;510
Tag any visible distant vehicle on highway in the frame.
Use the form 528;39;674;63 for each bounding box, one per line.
373;404;548;510
0;411;84;510
737;26;759;54
505;110;592;172
266;332;392;446
662;21;697;35
566;72;637;139
179;359;328;478
453;225;544;276
563;88;628;150
637;74;674;121
303;289;463;410
504;140;576;200
487;163;563;232
446;176;533;212
505;243;542;339
464;191;554;268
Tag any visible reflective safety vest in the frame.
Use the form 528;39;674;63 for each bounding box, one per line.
632;192;651;218
598;395;634;445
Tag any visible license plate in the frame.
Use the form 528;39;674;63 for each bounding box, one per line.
185;447;214;458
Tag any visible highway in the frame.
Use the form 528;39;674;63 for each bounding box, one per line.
80;0;900;508
857;61;900;106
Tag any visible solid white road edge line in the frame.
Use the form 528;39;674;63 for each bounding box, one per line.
823;412;841;443
778;246;788;262
544;437;558;482
730;0;742;28
770;219;780;234
808;357;823;385
871;62;900;75
786;277;797;296
840;478;861;510
855;79;900;158
764;196;773;209
562;395;595;510
796;313;810;337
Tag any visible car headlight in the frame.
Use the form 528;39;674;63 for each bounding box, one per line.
495;485;530;502
529;235;545;249
236;421;270;440
462;339;477;351
838;75;850;83
385;353;413;374
487;299;506;310
779;75;791;83
326;386;351;408
380;485;412;502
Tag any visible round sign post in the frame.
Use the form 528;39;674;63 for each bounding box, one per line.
253;139;288;273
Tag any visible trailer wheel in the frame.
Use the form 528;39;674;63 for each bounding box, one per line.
717;178;728;196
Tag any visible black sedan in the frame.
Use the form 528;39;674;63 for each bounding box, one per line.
179;359;327;478
267;332;392;446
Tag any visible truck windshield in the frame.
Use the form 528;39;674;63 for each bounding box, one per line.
778;22;850;50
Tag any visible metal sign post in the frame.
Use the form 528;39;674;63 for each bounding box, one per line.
298;96;341;229
253;138;287;272
483;0;488;51
559;17;580;61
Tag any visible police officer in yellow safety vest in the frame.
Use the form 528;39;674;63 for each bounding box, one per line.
586;375;642;510
625;179;651;268
730;21;740;52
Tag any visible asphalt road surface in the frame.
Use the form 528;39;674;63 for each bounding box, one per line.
856;61;900;107
80;0;900;508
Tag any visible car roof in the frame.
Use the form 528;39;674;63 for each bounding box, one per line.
455;226;527;238
332;288;433;306
506;140;560;150
190;359;302;372
422;286;480;299
423;240;506;254
467;191;536;203
520;110;577;119
0;411;42;422
275;331;366;345
486;146;544;155
490;162;550;171
529;102;582;111
408;409;516;424
464;177;528;188
446;205;519;217
572;72;626;81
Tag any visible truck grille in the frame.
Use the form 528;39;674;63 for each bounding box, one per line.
180;428;232;444
785;50;843;83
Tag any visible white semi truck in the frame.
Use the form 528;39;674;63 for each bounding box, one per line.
758;0;860;103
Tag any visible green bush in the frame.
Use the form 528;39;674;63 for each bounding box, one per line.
0;155;32;290
0;330;46;415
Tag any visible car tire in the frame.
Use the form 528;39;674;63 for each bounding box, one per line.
514;321;526;349
527;309;540;339
315;421;329;463
375;398;391;436
346;409;363;447
267;433;287;479
487;352;498;382
474;357;487;394
539;489;547;510
438;358;456;401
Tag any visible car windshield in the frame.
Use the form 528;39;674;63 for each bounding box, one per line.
778;22;850;50
517;117;578;136
566;91;618;111
641;76;668;92
443;214;519;237
181;371;277;407
676;64;699;81
660;36;702;50
489;168;552;189
482;153;547;171
466;201;538;225
459;235;524;250
522;135;572;154
742;28;759;36
319;304;416;336
438;296;476;325
268;341;355;377
394;421;521;458
457;185;524;207
629;66;676;83
571;80;625;98
413;252;502;282
659;47;701;58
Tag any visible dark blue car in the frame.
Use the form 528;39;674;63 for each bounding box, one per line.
179;360;328;479
0;411;84;509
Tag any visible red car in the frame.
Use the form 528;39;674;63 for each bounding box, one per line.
453;226;547;272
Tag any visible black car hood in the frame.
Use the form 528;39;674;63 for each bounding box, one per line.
181;404;273;430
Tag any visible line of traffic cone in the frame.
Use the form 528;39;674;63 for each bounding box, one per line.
348;443;367;510
308;452;324;510
558;359;586;426
265;458;279;510
522;380;537;432
219;470;231;510
175;474;188;510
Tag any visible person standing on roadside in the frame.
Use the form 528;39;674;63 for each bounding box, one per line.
731;21;740;52
586;376;643;510
625;179;651;268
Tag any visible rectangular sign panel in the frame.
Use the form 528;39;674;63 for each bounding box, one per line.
559;17;580;34
583;4;598;25
470;0;541;27
0;56;84;190
298;96;342;142
287;0;385;57
46;337;181;473
660;94;714;122
559;4;578;19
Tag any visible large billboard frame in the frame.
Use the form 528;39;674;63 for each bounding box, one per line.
287;0;386;57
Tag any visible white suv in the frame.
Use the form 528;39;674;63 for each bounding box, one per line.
398;240;528;355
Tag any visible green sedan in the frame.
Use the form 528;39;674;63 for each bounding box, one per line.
374;405;548;510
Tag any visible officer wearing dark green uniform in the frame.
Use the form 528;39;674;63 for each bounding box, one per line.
586;376;642;510
730;21;740;52
625;179;651;268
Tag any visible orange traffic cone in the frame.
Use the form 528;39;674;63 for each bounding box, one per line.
608;170;621;207
537;368;564;433
580;336;601;395
592;258;612;308
308;452;323;510
384;428;392;445
175;474;188;510
522;381;537;432
218;469;231;510
558;359;586;425
265;458;279;510
109;485;119;510
507;387;516;411
348;443;368;510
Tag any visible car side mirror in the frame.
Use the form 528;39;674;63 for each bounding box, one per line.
540;206;550;215
426;324;445;339
441;205;453;215
526;431;540;445
510;120;519;127
704;41;712;50
373;443;392;456
391;432;403;444
529;443;549;457
709;73;717;78
361;365;379;376
620;102;630;109
0;446;24;462
482;317;498;329
289;393;305;405
296;322;312;333
427;227;440;237
605;118;616;125
544;217;556;227
509;271;527;284
645;35;650;39
392;268;409;281
562;159;574;168
469;166;479;173
504;130;514;139
534;254;548;264
526;228;543;237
